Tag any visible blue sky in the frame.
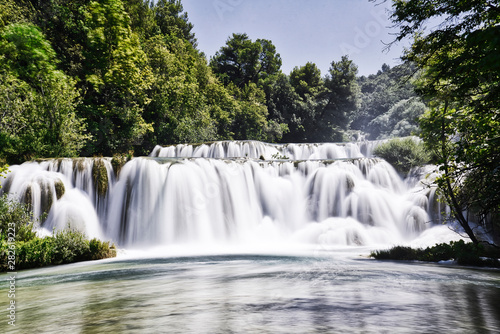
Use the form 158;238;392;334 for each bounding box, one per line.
182;0;408;77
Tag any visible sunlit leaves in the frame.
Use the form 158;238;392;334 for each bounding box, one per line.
390;0;500;242
0;23;89;162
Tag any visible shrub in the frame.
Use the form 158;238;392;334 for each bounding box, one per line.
88;238;116;260
370;246;418;261
0;194;37;242
373;137;432;174
371;240;500;267
52;228;90;265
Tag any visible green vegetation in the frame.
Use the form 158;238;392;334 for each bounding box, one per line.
0;195;116;271
0;163;7;187
111;153;131;176
0;0;420;164
0;22;89;164
352;63;424;140
373;137;432;174
92;158;109;196
389;0;500;245
371;240;500;267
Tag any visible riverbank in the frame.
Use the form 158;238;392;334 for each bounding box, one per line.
370;240;500;268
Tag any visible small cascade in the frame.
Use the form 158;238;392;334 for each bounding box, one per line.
150;140;384;160
0;140;448;249
0;158;114;239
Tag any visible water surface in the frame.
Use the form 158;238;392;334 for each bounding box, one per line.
2;250;500;333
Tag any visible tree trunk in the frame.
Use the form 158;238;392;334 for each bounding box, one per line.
440;100;479;244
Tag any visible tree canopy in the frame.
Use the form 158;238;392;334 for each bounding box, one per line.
388;0;500;244
0;0;427;164
0;23;88;163
210;33;282;87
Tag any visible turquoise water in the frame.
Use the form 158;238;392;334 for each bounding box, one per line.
2;250;500;333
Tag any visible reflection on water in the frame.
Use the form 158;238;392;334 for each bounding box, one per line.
1;252;500;333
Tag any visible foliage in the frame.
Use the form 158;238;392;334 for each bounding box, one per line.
0;0;427;164
0;163;7;187
0;0;31;30
209;33;289;142
290;62;323;100
0;194;37;242
0;23;89;163
369;97;425;139
111;153;131;176
153;0;196;46
0;194;116;271
141;34;225;147
317;55;359;142
267;56;359;143
210;33;282;87
370;240;500;267
3;231;116;271
353;62;422;139
373;137;432;174
80;0;153;155
389;0;500;244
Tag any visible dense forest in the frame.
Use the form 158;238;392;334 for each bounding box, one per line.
0;0;421;165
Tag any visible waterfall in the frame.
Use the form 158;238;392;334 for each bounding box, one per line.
0;140;449;249
150;140;384;160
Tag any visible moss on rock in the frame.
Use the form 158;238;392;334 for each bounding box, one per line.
54;179;65;200
111;154;130;177
92;158;109;196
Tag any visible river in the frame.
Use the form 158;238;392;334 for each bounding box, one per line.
2;248;500;333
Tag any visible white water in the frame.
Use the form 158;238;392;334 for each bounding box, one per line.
0;140;461;249
150;140;382;160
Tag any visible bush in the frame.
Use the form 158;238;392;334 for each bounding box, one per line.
373;137;432;174
0;194;37;242
371;240;500;267
371;246;418;261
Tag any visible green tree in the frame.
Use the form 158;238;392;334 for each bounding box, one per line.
290;62;323;100
81;0;153;155
282;62;324;142
142;34;226;147
353;62;419;139
389;0;500;244
374;137;431;174
227;82;269;140
311;56;359;142
368;97;425;139
123;0;158;41
209;33;287;142
153;0;196;46
23;0;155;156
210;33;282;87
0;23;89;163
0;0;31;30
262;73;299;141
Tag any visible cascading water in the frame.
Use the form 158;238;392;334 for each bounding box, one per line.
150;140;383;160
0;140;456;250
